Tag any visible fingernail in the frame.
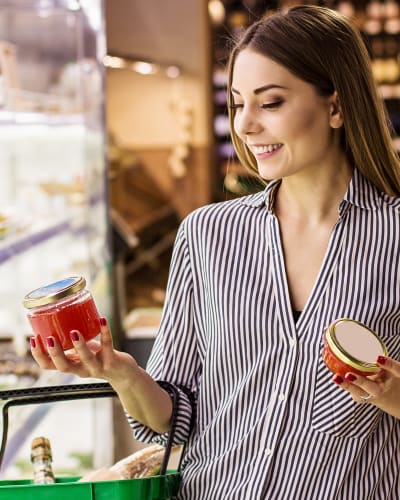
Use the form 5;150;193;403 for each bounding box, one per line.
377;355;387;365
46;337;55;348
333;375;344;384
100;317;107;326
30;337;36;349
345;373;357;382
70;330;79;342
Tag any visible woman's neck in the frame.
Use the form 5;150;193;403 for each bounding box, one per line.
274;163;353;224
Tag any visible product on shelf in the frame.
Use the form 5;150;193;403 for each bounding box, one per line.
0;340;40;383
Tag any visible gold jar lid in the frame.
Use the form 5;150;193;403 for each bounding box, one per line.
23;276;86;309
326;318;388;373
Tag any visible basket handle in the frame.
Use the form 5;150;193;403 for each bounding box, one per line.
157;382;180;476
0;381;180;475
0;382;116;470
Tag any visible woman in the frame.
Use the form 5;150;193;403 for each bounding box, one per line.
31;6;400;499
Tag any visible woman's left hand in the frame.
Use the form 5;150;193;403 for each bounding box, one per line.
333;356;400;419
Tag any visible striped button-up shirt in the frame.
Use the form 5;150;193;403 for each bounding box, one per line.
129;168;400;499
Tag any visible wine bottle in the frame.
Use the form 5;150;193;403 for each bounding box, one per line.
30;436;56;484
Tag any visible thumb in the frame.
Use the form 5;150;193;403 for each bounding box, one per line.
376;356;400;377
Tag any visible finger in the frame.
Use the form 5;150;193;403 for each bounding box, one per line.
333;374;375;403
85;340;103;355
46;335;77;372
344;372;382;400
100;317;113;347
69;330;101;373
69;330;96;359
98;317;115;362
30;336;55;370
376;356;400;377
333;374;357;395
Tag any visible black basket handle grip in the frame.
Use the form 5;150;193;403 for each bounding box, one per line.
0;381;180;475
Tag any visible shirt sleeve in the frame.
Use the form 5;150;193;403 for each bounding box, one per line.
127;218;200;445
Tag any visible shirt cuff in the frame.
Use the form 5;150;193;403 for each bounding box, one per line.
127;382;194;446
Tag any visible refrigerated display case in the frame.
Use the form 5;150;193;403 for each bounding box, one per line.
0;0;113;478
0;0;111;364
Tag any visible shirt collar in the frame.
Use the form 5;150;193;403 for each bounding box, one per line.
341;167;382;212
239;178;280;212
239;168;382;213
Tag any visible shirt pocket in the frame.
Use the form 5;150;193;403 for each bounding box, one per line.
382;331;400;360
310;333;400;439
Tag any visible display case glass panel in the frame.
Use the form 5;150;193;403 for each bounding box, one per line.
0;0;112;478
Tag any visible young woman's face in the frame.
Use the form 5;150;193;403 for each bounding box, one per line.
231;48;342;180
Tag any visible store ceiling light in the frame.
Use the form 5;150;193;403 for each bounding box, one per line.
104;55;181;78
166;66;181;78
208;0;225;25
103;55;126;69
131;61;158;75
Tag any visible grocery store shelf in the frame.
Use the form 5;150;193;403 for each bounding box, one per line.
0;219;88;265
0;109;84;126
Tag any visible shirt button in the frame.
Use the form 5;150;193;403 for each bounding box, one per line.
265;448;272;456
289;337;296;347
279;393;285;402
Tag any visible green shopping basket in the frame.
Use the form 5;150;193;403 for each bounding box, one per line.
0;382;181;500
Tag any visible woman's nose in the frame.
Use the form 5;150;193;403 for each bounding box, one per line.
234;108;262;136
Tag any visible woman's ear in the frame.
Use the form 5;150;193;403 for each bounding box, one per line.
329;91;344;129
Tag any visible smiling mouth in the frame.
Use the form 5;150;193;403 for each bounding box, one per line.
250;144;283;155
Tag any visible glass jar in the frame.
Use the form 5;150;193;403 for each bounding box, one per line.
322;318;388;377
23;276;101;351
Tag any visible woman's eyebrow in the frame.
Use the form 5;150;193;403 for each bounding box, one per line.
231;84;288;95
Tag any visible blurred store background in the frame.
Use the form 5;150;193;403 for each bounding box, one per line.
0;0;399;480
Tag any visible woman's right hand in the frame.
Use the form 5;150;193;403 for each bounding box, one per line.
31;316;173;433
30;317;140;389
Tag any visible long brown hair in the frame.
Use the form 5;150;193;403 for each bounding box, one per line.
227;5;400;196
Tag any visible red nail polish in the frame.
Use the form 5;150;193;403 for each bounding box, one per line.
377;355;387;365
100;317;107;326
46;337;55;348
30;337;36;348
345;373;357;382
333;375;344;384
70;331;79;342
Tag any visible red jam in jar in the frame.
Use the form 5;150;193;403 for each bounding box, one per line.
23;276;101;351
322;318;388;377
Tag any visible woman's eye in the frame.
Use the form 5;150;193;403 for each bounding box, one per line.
229;103;244;110
229;100;283;110
261;101;283;109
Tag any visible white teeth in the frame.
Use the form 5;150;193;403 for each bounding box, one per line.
252;144;282;154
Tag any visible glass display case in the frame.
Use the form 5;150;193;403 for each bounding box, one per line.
0;0;113;478
0;0;111;365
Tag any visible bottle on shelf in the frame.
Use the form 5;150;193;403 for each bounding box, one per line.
30;436;56;484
